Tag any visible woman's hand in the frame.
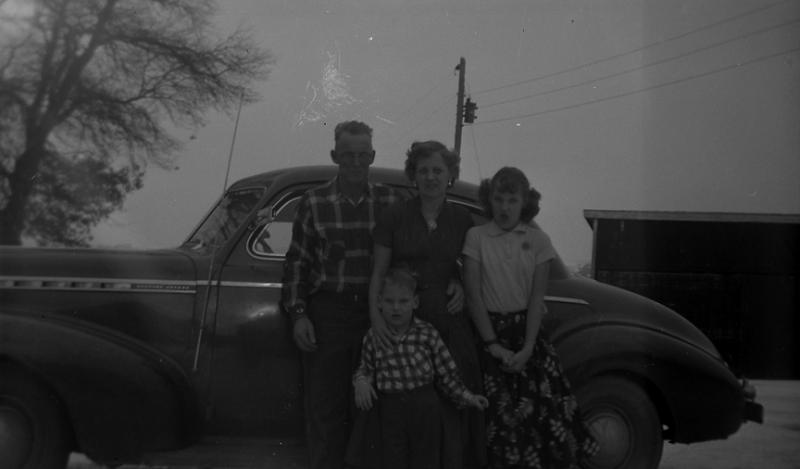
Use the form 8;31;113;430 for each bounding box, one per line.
354;378;377;411
446;279;465;314
370;314;396;350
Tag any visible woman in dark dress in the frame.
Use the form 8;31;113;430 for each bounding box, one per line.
368;140;486;469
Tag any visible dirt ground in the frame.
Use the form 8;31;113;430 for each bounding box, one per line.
69;380;799;469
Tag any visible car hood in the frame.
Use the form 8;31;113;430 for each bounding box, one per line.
0;246;198;283
548;275;722;360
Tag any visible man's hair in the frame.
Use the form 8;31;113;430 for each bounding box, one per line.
382;265;418;294
404;140;461;181
478;166;542;223
334;121;373;143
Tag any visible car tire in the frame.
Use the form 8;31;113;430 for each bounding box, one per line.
576;376;663;469
0;369;72;469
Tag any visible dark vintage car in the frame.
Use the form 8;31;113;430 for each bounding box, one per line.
0;166;762;469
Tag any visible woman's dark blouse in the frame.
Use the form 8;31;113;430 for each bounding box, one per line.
373;197;474;319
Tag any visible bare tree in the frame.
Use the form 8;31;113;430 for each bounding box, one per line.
0;0;272;245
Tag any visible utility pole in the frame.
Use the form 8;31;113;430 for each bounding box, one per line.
454;57;466;154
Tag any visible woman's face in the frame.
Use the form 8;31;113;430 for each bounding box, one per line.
414;153;451;200
490;188;524;231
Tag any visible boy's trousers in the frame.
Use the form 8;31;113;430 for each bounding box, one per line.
379;384;443;469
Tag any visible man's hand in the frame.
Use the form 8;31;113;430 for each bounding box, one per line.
446;279;464;314
293;316;317;352
371;313;396;350
354;378;377;411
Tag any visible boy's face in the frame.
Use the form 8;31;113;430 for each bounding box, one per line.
380;282;418;331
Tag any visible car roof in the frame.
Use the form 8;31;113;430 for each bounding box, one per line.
228;165;481;202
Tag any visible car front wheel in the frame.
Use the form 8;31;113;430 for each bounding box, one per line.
0;369;72;469
576;376;663;469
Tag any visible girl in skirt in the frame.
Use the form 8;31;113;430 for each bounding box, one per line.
463;167;599;469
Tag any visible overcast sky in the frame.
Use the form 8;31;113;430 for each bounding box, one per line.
92;0;800;267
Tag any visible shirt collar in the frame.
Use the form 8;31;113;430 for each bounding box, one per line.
486;220;529;237
328;176;375;203
394;317;422;340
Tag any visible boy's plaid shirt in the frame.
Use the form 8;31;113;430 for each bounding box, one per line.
281;178;400;313
354;318;474;407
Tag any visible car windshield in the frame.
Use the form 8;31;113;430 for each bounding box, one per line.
183;187;265;250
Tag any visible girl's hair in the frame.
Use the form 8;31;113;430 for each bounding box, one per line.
382;265;418;294
404;140;461;182
478;167;541;223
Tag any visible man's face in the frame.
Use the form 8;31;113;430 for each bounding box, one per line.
331;132;375;186
380;282;418;331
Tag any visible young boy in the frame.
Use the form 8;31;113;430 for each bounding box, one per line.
352;266;488;469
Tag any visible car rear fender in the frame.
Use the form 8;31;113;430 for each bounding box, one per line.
553;322;745;443
0;310;199;464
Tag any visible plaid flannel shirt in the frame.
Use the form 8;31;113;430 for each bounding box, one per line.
281;177;400;319
354;318;474;407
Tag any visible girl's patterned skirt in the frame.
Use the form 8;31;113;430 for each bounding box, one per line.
483;310;599;469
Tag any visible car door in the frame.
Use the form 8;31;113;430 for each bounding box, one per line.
204;186;309;438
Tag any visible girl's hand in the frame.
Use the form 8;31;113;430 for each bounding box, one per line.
505;348;533;373
354;378;377;411
487;343;514;364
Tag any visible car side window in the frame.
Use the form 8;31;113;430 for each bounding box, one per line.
250;196;301;257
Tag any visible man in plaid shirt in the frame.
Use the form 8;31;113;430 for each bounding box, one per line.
353;267;488;469
281;120;401;469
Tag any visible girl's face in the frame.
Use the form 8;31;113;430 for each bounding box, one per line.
414;153;451;200
491;188;524;231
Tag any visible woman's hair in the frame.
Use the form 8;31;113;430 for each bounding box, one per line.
382;265;418;294
403;140;461;182
478;167;541;223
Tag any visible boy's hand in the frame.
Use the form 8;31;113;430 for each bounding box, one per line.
466;392;489;410
354;378;377;411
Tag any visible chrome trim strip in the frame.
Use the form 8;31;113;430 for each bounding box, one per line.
0;276;197;294
544;295;589;305
0;276;284;292
217;281;282;288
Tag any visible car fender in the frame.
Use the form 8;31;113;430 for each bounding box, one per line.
553;321;745;443
0;309;199;463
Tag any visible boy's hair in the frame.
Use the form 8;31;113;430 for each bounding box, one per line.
382;265;418;294
478;166;541;223
334;120;373;143
404;140;461;182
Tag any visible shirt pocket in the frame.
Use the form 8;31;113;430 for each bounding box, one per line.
319;226;346;263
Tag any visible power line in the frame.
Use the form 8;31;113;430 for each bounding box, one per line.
474;46;800;126
480;17;800;110
471;0;792;96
